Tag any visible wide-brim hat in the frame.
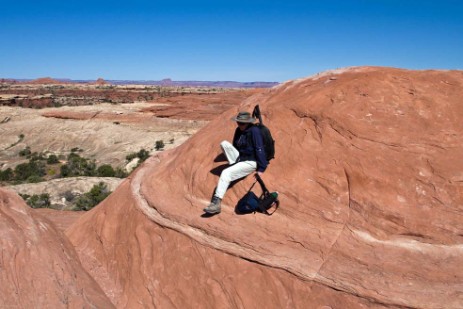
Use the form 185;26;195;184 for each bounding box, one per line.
231;111;256;123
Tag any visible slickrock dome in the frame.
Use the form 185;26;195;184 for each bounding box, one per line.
0;188;113;308
3;66;462;308
66;67;463;308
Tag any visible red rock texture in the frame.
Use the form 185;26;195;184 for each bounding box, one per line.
67;178;383;308
93;78;109;85
34;208;84;233
1;85;257;111
66;67;463;308
0;188;113;308
3;66;463;308
41;110;155;123
140;90;260;120
27;77;68;84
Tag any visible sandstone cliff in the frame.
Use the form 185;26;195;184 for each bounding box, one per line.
65;67;463;308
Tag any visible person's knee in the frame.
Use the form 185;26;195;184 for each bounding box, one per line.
220;140;231;148
220;168;232;182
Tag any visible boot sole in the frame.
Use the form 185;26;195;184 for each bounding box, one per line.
203;208;221;214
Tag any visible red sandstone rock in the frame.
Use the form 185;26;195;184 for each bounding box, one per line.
67;67;463;308
141;90;260;121
3;66;463;308
0;188;113;308
27;77;67;84
93;77;109;85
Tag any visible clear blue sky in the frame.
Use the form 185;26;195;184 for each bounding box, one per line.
1;0;462;82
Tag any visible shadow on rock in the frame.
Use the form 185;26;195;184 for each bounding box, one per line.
200;212;220;218
210;164;228;176
213;153;227;162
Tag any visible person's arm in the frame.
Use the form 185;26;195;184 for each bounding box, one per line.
232;127;240;148
251;126;268;173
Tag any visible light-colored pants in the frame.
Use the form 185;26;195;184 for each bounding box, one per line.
215;141;257;199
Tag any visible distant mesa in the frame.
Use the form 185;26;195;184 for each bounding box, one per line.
159;78;173;86
93;78;109;85
0;78;18;84
0;77;279;88
28;77;68;85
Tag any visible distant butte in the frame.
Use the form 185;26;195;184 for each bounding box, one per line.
28;77;68;84
0;77;279;88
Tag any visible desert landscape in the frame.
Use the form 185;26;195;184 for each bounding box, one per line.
1;66;463;308
0;79;256;209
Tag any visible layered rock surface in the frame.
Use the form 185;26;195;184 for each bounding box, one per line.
0;187;113;308
66;67;463;308
2;66;462;308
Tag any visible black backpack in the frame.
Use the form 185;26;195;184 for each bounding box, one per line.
252;105;275;161
235;174;279;215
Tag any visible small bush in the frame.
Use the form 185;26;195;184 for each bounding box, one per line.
29;152;46;161
22;193;51;209
74;182;111;211
0;168;13;181
47;154;59;164
96;164;115;177
60;153;96;177
47;168;57;176
137;149;150;162
114;167;128;178
14;160;46;181
155;140;165;151
71;147;83;153
19;146;31;157
126;152;138;162
26;175;43;183
126;148;150;163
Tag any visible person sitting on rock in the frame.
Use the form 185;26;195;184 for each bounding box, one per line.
204;111;268;214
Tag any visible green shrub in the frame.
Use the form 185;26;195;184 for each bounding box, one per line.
155;140;164;151
60;153;96;177
19;193;31;200
14;160;46;181
71;147;83;153
29;152;46;161
47;154;59;164
126;152;138;162
126;148;150;163
137;149;150;162
114;167;128;178
96;164;115;177
0;168;13;181
22;193;51;209
74;182;111;211
26;175;43;183
19;146;31;157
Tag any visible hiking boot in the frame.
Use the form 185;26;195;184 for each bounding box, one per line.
204;196;222;214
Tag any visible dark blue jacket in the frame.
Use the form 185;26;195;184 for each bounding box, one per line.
232;124;268;172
